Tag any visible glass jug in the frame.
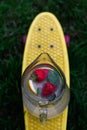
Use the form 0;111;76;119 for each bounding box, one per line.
21;53;70;123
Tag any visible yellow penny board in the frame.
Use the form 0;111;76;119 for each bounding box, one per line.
22;12;70;130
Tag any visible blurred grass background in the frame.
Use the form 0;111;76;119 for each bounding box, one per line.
0;0;87;130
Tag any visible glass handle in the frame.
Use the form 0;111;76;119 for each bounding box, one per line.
39;113;47;124
39;101;48;124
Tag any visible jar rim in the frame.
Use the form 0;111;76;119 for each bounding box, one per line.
22;63;67;105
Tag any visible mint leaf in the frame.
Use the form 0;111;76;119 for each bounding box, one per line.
47;70;60;86
37;88;42;96
48;94;56;101
31;74;37;81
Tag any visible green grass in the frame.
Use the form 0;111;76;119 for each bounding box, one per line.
0;0;87;130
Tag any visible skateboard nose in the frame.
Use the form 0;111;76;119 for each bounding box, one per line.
29;13;61;57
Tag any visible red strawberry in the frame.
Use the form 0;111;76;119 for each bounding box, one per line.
42;82;56;97
32;69;49;82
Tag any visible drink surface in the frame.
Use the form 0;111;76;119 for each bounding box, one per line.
28;64;63;102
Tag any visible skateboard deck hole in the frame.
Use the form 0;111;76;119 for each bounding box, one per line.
50;45;54;48
38;28;41;31
38;45;41;48
50;28;54;31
